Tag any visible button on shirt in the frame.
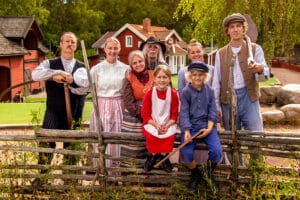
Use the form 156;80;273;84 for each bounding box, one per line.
179;83;218;131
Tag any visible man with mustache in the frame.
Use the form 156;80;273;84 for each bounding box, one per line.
31;32;89;185
140;36;166;70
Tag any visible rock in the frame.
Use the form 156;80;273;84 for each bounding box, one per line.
262;110;285;122
280;104;300;119
260;86;281;104
277;84;300;106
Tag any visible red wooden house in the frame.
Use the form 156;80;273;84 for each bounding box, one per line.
91;18;187;74
0;16;48;102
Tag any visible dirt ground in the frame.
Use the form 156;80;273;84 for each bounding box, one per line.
271;67;300;85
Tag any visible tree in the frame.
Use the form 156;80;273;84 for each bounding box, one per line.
0;0;49;26
174;0;300;62
93;0;191;41
41;0;104;57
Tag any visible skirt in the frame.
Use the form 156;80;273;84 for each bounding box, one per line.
142;128;175;154
120;109;147;167
89;96;124;168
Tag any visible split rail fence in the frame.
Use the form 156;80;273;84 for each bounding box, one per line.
0;126;299;199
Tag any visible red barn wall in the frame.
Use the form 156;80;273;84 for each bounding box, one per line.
10;56;24;98
25;50;45;92
117;29;141;65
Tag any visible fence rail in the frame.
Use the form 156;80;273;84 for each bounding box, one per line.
0;127;299;199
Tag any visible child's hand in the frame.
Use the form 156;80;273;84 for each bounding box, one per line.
196;128;211;138
184;131;192;143
158;125;167;134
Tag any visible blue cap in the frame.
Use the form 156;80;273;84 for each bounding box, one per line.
188;61;209;72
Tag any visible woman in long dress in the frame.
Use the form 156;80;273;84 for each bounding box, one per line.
89;37;130;168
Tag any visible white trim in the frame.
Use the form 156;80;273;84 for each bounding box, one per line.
114;24;147;41
98;24;148;49
125;35;133;47
165;29;182;41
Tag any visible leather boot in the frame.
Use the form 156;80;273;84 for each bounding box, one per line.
144;154;159;172
162;157;173;173
188;166;203;191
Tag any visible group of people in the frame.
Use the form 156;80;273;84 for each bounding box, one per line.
31;13;269;191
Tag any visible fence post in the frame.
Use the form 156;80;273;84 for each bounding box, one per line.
81;40;106;187
228;54;239;189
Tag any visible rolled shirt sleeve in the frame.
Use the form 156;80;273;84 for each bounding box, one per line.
254;44;270;81
31;59;62;81
70;67;89;95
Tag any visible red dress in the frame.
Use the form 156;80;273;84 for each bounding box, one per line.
141;87;179;153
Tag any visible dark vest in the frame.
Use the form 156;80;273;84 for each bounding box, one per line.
45;57;86;121
219;41;259;104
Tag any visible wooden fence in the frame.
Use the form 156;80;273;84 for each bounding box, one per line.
0;126;299;199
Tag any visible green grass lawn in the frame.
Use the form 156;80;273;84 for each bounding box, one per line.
171;75;178;89
259;77;279;87
0;102;93;124
0;76;278;125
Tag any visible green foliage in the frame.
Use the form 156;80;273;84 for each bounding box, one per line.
0;140;38;195
40;0;104;56
175;0;300;62
0;0;49;25
237;157;300;199
1;0;299;64
30;108;42;130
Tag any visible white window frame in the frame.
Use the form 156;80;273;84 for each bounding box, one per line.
125;35;133;48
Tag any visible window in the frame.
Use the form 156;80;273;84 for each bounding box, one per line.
125;36;133;48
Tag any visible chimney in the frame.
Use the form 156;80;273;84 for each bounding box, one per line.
143;18;151;33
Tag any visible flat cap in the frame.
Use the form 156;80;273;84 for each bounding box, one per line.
223;13;246;27
188;61;209;72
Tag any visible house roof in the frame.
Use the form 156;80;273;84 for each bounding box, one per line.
92;19;186;52
129;24;171;40
0;32;28;56
92;31;116;49
0;16;44;40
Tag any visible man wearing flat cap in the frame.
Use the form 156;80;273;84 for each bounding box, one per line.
212;13;269;158
140;36;166;70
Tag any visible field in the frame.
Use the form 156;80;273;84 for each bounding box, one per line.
0;102;93;124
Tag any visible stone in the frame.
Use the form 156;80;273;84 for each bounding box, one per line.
280;104;300;119
277;84;300;106
262;110;285;122
260;86;281;104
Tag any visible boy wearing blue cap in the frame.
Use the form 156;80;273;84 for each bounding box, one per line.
180;61;223;191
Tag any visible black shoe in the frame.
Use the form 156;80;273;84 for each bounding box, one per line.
188;166;203;191
162;158;173;173
31;177;42;187
144;154;159;172
86;171;96;175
